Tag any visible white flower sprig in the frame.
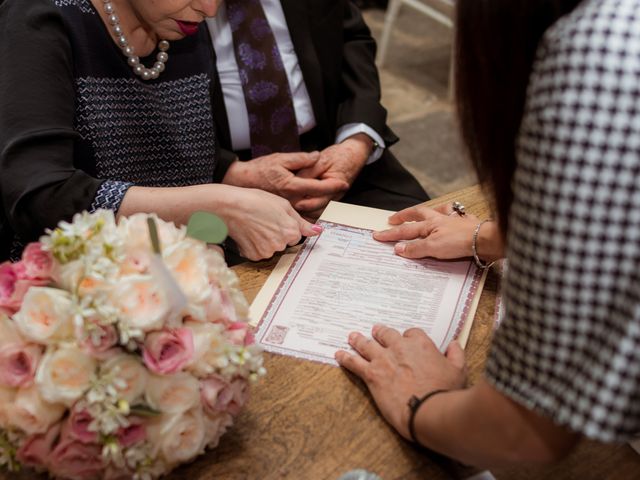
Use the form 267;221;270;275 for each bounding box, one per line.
84;368;131;437
42;210;120;264
125;442;166;480
117;324;145;351
221;344;267;383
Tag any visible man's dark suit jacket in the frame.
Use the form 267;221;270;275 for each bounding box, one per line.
211;0;429;211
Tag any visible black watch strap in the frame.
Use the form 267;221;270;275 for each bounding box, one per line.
407;389;449;446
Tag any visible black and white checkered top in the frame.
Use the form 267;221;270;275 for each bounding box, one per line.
485;0;640;442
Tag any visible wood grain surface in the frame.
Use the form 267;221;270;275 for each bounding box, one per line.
3;186;638;480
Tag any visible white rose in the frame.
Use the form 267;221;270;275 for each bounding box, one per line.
35;345;96;406
164;240;211;320
53;259;84;292
203;249;249;319
112;274;172;332
102;353;148;404
55;259;114;298
8;385;65;435
0;385;16;429
184;321;226;377
153;409;206;466
145;372;200;415
119;247;152;276
14;287;74;344
146;255;187;329
117;214;185;254
227;288;249;319
202;411;233;449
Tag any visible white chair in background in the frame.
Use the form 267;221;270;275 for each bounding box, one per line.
378;0;455;67
377;0;455;96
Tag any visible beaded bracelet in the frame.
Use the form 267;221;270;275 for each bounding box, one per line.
472;220;496;270
407;389;449;446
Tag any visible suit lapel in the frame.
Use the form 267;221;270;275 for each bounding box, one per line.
208;45;232;148
279;0;328;139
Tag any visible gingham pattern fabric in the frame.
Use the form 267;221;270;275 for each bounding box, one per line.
485;0;640;442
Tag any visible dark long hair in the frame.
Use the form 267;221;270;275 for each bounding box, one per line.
455;0;583;236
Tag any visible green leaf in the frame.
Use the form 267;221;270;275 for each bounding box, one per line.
129;405;162;418
186;211;228;245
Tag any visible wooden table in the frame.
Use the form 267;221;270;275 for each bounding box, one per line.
179;186;640;480
6;186;639;480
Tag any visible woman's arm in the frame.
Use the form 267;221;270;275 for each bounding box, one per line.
0;0;316;261
373;203;505;262
335;325;579;468
119;184;320;261
413;381;579;467
0;0;103;242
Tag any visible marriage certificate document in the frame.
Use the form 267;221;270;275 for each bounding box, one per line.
251;202;486;365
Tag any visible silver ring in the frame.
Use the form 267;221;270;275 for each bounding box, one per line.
449;201;466;217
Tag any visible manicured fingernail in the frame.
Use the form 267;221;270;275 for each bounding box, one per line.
395;243;406;254
312;224;323;233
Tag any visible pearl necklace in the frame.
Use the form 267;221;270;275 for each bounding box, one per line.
101;0;170;80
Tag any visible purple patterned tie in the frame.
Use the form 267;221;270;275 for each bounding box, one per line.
225;0;301;158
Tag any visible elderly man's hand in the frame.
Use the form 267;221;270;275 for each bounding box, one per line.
293;134;372;218
222;151;349;204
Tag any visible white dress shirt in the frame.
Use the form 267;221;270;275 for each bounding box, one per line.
206;0;384;163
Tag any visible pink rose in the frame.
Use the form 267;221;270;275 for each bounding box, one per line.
20;243;54;281
0;343;42;387
8;385;65;435
16;422;61;471
0;262;32;313
142;328;194;375
68;408;98;444
206;288;238;326
78;322;119;358
200;375;249;417
49;431;104;480
202;411;233;450
117;417;146;448
226;322;255;346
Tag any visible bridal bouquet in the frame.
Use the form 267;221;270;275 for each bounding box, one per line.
0;210;265;479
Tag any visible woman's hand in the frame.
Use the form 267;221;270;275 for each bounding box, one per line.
219;187;321;261
373;203;480;259
335;325;466;440
374;203;505;262
118;184;321;262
